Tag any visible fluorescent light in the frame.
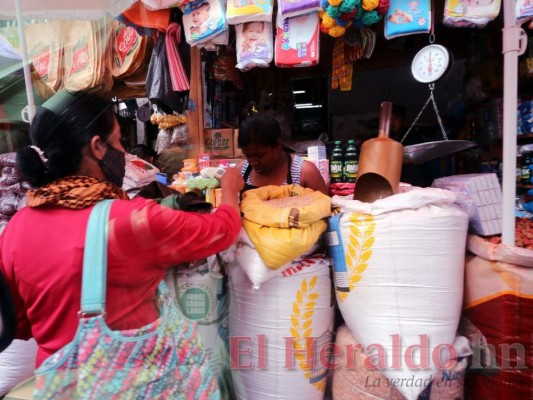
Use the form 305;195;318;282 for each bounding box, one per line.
295;104;323;109
295;103;312;106
293;90;306;94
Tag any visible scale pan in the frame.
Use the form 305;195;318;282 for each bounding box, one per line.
403;140;477;164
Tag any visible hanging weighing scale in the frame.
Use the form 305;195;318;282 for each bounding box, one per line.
401;34;476;165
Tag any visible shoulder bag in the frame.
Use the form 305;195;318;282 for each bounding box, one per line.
33;199;220;399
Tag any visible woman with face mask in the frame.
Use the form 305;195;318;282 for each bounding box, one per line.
0;90;243;397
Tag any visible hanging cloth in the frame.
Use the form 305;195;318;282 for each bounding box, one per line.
165;22;190;91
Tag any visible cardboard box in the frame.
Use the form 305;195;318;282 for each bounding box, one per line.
233;129;244;158
204;129;234;158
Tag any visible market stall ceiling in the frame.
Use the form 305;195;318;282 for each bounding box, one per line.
0;0;136;20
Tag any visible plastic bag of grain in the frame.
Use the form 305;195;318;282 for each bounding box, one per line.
233;227;330;288
165;255;234;399
241;185;331;269
0;339;37;396
228;252;334;400
327;187;468;400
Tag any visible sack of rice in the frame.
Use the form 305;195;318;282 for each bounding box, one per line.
241;185;331;269
165;255;234;399
233;227;329;288
228;255;334;400
326;188;468;400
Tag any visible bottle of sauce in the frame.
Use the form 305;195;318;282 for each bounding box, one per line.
343;139;358;183
330;141;344;184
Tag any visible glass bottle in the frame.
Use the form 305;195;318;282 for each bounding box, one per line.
330;141;344;184
343;139;358;183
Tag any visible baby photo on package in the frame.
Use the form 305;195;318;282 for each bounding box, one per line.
235;21;273;71
182;0;227;45
384;0;431;39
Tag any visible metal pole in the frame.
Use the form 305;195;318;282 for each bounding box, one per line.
14;0;36;123
501;0;530;245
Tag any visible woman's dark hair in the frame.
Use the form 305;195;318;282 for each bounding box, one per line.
131;144;155;162
16;90;116;187
238;102;282;149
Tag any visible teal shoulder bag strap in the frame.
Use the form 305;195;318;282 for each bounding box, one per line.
81;199;114;316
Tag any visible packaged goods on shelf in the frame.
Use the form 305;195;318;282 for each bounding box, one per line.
204;129;234;158
432;173;502;236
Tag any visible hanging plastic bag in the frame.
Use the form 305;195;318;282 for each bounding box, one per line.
146;33;185;112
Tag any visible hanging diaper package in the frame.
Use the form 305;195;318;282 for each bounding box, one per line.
443;0;501;28
196;29;230;50
278;0;321;19
235;20;273;71
226;0;273;25
384;0;431;39
517;0;533;22
182;0;227;46
274;11;320;68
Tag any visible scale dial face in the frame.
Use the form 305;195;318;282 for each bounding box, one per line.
411;44;451;83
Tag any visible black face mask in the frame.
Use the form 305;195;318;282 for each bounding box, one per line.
99;144;126;187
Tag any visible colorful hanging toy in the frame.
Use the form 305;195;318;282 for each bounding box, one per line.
319;0;390;37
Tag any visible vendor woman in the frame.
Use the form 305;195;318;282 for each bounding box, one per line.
235;105;328;195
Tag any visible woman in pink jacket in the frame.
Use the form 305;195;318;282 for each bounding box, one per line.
0;90;243;396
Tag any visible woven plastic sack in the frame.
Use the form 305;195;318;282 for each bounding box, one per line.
0;339;37;396
462;236;533;400
232;227;329;287
241;185;331;228
165;256;235;400
241;185;330;269
228;255;334;400
327;188;468;400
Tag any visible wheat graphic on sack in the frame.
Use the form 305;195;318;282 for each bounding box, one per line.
289;276;327;391
337;213;375;302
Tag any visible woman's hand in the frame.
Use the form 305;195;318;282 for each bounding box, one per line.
219;167;244;213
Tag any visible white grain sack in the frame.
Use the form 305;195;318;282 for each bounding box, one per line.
327;188;468;400
228;253;334;400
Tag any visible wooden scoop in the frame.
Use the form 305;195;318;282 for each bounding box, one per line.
353;101;403;203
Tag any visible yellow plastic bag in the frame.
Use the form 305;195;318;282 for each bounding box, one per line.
241;185;331;269
241;185;331;228
242;219;327;270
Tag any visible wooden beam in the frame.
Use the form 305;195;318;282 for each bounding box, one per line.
187;46;204;158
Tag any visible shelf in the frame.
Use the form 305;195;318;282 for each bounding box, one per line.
491;134;533;144
517;184;533;189
518;134;533;140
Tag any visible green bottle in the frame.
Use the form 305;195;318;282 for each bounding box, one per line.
330;141;344;183
343;139;358;183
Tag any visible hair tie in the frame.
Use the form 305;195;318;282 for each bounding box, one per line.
30;145;49;168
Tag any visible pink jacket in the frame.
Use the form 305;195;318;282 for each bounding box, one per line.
0;198;241;367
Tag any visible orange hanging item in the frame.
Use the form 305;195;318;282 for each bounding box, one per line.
121;1;171;32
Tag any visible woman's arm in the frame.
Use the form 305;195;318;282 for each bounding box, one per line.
300;160;329;195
